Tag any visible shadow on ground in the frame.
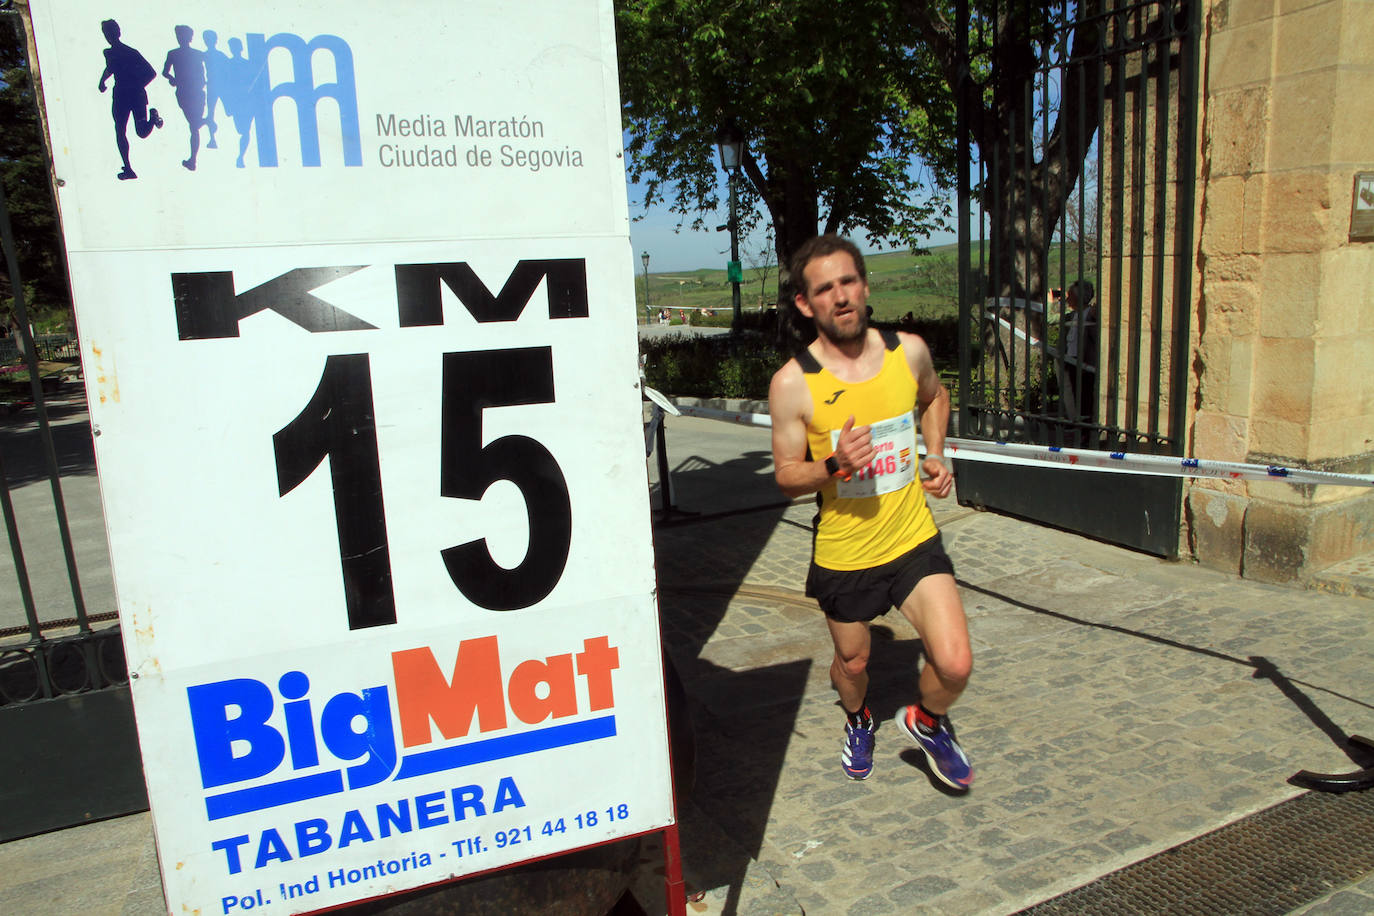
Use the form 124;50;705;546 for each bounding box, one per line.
0;402;97;488
649;443;805;911
960;577;1374;775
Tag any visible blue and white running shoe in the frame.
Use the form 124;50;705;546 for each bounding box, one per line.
896;705;972;789
841;719;875;780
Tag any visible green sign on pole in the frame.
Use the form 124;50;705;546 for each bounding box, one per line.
726;261;743;283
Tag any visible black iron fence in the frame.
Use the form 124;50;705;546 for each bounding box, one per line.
956;0;1199;453
0;334;81;365
1;143;143;841
952;0;1201;555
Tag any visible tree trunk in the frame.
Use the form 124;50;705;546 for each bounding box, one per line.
905;0;1107;303
743;148;818;305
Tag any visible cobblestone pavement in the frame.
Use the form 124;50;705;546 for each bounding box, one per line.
630;413;1374;916
3;410;1372;915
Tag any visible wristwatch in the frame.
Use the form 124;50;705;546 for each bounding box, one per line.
824;454;842;477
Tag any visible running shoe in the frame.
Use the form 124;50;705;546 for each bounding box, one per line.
896;705;972;789
841;719;875;780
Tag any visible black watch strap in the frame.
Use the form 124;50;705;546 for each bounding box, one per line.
824;454;841;477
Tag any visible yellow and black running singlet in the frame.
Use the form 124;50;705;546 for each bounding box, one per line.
800;330;939;570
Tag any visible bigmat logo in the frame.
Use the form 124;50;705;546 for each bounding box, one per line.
188;634;619;873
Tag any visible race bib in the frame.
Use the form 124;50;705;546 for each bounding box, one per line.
831;413;918;499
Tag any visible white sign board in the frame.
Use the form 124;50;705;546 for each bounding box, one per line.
28;1;672;913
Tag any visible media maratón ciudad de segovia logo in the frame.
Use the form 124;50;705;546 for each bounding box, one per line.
97;18;584;178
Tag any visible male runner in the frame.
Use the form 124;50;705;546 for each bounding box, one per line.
768;234;973;789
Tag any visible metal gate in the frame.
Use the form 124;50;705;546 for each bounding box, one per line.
953;0;1201;555
0;22;146;839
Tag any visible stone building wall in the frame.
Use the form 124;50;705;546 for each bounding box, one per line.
1186;0;1374;582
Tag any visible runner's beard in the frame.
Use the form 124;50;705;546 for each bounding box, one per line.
816;305;868;344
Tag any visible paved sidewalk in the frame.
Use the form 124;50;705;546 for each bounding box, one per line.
632;412;1374;915
3;410;1373;915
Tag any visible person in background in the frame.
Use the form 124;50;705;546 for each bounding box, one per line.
1061;279;1098;442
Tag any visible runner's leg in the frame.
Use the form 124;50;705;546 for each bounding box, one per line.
896;572;970;715
826;616;872;714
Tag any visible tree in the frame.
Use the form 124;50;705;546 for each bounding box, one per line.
1061;153;1099;260
743;228;775;307
615;0;957;299
912;251;958;301
0;13;70;328
900;0;1107;304
902;0;1181;304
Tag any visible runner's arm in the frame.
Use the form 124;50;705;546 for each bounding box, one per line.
769;361;871;498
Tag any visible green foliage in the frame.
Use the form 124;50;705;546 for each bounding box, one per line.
639;315;961;402
0;18;70;324
616;0;957;271
640;333;784;400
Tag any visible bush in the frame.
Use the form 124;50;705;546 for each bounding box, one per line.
640;333;785;400
640;317;963;401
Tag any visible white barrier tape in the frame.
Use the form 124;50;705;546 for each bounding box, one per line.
949;440;1374;487
675;403;767;428
671;403;1374;488
991;315;1044;348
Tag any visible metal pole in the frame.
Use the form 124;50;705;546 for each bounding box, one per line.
1169;0;1203;458
956;0;971;439
728;171;741;326
642;255;651;324
655;419;675;513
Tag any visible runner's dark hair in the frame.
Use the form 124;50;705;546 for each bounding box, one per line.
789;235;867;294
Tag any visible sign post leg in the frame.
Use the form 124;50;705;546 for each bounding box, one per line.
662;822;687;916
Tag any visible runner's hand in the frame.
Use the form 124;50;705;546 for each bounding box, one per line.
921;455;953;498
833;415;874;477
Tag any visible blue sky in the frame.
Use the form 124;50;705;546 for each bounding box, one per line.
624;173;766;274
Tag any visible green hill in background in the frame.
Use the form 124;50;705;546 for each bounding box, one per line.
637;241;1096;331
637;243;963;327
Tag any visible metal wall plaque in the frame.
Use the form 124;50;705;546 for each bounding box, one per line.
1351;172;1374;242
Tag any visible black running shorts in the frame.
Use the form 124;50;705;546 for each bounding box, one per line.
806;533;955;623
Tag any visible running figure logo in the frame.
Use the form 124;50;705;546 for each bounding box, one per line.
95;19;361;179
162;25;206;171
97;19;164;180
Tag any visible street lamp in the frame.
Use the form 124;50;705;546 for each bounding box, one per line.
715;126;744;328
640;250;651;324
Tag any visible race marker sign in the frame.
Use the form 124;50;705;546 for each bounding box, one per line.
28;2;672;913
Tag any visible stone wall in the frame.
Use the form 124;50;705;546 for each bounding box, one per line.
1186;0;1374;582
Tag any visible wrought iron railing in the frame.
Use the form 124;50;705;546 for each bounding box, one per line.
956;0;1200;455
1;161;117;709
